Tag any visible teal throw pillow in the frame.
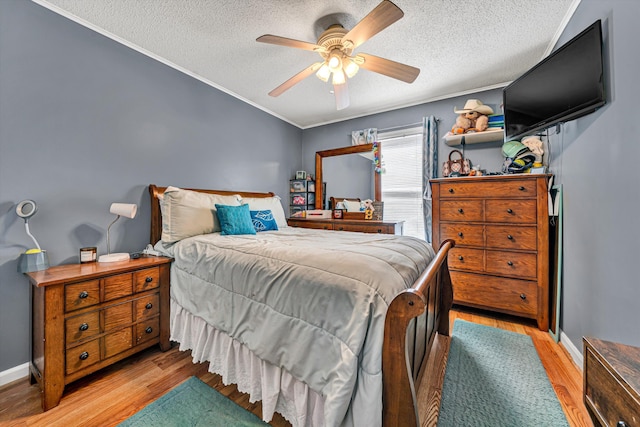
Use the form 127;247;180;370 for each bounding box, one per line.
250;209;279;232
215;204;256;235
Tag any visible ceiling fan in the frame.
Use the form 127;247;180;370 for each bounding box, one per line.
256;0;420;110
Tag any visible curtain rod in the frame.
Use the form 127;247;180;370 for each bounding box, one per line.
348;118;440;137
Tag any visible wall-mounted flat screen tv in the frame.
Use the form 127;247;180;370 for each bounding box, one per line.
503;20;605;141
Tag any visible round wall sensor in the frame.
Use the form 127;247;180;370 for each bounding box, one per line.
16;200;37;219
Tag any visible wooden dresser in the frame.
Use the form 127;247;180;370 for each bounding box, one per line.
583;336;640;426
287;218;404;235
431;174;550;330
26;256;172;411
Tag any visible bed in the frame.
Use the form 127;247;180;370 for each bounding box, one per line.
148;184;454;427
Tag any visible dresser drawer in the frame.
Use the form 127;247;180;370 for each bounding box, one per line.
135;294;160;320
485;200;537;223
66;339;100;375
103;301;133;332
104;327;133;359
585;346;640;426
440;200;483;222
440;223;484;247
66;311;100;345
136;316;160;344
65;280;100;312
449;248;484;272
439;179;537;199
486;251;537;279
103;273;133;302
292;220;333;230
450;272;538;317
335;223;393;234
486;225;537;250
135;267;160;293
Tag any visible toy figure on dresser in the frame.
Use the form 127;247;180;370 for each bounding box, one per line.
451;99;494;134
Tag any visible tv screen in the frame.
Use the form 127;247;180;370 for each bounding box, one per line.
503;20;605;141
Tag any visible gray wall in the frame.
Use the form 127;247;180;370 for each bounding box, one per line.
302;0;640;351
0;1;301;372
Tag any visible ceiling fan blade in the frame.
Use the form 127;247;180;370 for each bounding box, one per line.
341;0;404;50
357;53;420;83
257;34;324;52
333;81;350;110
268;62;323;97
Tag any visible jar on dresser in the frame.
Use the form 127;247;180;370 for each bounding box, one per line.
26;256;172;411
430;174;551;330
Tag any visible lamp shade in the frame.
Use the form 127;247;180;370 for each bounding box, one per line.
110;203;137;218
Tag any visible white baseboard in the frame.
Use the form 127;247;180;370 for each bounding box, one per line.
0;363;29;388
559;330;584;370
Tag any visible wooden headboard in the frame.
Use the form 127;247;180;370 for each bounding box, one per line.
148;184;276;245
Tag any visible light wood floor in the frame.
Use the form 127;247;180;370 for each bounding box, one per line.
0;307;593;426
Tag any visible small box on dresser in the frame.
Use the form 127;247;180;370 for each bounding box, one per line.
430;174;551;330
27;256;172;411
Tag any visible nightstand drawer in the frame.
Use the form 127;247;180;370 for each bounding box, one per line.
440;200;483;222
104;301;133;332
103;273;133;302
439;179;536;199
486;251;537;279
585;346;640;426
66;311;100;345
486;225;537;250
440;223;484;247
135;294;160;320
448;248;484;272
66;339;100;375
65;280;100;312
335;223;393;234
136;316;160;344
104;327;133;359
485;200;537;223
134;267;160;292
451;272;537;317
290;220;333;230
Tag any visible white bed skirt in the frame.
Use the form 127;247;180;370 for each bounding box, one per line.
170;298;325;427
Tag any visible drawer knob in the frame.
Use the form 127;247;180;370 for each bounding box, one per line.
145;326;153;334
448;188;454;193
520;293;526;300
79;323;89;332
79;351;89;361
324;225;329;229
458;208;464;214
145;276;153;283
79;291;89;299
519;186;525;191
145;302;153;310
507;261;514;266
617;422;628;427
458;256;464;261
507;208;513;214
377;229;383;233
338;227;344;231
458;232;463;237
507;234;513;240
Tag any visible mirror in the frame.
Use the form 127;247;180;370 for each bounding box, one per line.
315;144;381;209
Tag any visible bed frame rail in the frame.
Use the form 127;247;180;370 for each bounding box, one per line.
382;239;454;427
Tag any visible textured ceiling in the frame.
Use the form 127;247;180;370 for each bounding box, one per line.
35;0;578;129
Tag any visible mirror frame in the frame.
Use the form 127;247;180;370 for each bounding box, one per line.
315;143;381;209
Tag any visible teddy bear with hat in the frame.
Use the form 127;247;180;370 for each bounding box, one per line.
451;99;494;134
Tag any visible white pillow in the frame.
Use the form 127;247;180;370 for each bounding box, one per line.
160;186;241;243
240;196;288;229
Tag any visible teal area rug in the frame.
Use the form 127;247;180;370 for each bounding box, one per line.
438;320;569;426
118;376;269;427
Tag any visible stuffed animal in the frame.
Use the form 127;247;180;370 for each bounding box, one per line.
362;199;375;212
451;99;494;133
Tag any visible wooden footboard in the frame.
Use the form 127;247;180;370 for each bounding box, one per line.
382;239;454;427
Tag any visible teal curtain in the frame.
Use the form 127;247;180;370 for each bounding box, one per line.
422;116;438;243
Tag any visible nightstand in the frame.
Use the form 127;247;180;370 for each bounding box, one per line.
26;256;172;411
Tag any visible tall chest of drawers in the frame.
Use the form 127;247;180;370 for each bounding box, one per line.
26;256;172;411
431;175;550;330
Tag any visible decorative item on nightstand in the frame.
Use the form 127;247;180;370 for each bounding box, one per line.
98;203;137;263
16;199;50;273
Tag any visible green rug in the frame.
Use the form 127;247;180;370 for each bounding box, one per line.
438;320;569;426
118;376;269;427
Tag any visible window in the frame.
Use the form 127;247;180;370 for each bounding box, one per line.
378;127;424;239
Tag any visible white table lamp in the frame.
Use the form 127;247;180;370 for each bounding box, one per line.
98;203;137;263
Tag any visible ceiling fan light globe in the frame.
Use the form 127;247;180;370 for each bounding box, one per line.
316;64;331;82
328;53;342;71
344;61;359;78
332;69;346;85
